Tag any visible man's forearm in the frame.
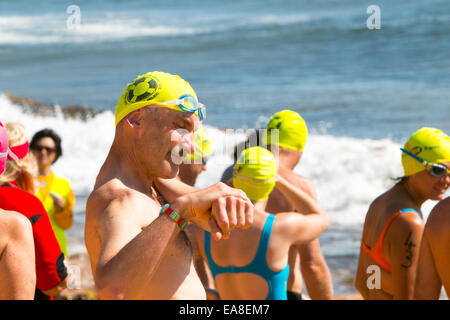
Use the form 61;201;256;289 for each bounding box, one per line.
42;277;68;297
95;213;181;299
301;259;333;299
298;240;333;299
155;177;197;203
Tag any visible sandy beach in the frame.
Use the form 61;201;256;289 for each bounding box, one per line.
57;251;363;300
57;253;97;300
59;246;447;300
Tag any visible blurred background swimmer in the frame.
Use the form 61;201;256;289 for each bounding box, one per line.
189;146;329;299
177;124;218;299
178;124;212;187
263;110;333;300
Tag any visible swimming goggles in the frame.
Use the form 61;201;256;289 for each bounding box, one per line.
401;148;450;178
159;95;206;121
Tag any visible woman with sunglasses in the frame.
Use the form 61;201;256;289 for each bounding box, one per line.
355;127;450;299
30;129;75;258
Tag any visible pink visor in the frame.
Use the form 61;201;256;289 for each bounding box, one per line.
8;140;29;160
0;121;9;174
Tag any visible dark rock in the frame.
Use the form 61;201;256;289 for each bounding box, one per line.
6;92;103;121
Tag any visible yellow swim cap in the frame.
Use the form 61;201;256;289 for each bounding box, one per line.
114;71;202;126
186;124;212;163
402;127;450;176
262;110;308;152
233;146;277;201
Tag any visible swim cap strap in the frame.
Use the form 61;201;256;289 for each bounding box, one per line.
160;204;187;230
400;147;426;163
233;169;277;183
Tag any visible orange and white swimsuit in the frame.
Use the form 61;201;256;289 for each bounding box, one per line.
362;208;422;272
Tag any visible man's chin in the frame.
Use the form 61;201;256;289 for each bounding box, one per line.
431;189;447;201
158;163;180;180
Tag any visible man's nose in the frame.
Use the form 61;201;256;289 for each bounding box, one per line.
443;174;450;185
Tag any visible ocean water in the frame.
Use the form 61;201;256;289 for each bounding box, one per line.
1;0;449;296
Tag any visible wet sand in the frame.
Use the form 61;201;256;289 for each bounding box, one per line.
58;252;363;300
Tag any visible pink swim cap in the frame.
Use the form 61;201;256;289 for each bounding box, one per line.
0;121;9;174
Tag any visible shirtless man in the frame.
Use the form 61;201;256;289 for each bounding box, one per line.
0;123;36;299
85;71;254;300
264;110;333;300
415;197;450;299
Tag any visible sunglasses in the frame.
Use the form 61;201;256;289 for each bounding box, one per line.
32;145;56;153
401;148;450;178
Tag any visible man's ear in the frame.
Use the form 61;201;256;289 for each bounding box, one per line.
125;108;145;129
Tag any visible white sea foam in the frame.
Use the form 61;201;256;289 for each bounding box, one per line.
0;14;199;44
243;14;311;26
0;94;115;194
0;12;312;45
0;93;446;231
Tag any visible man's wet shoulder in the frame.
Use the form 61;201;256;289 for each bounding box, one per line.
283;171;315;193
87;180;155;217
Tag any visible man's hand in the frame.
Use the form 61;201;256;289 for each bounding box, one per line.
172;183;254;241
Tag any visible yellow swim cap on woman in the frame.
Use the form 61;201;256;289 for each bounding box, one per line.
233;146;277;201
262;110;308;152
186;124;212;163
402;127;450;176
114;71;202;126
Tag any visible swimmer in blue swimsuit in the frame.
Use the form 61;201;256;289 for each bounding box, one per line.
187;147;329;300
